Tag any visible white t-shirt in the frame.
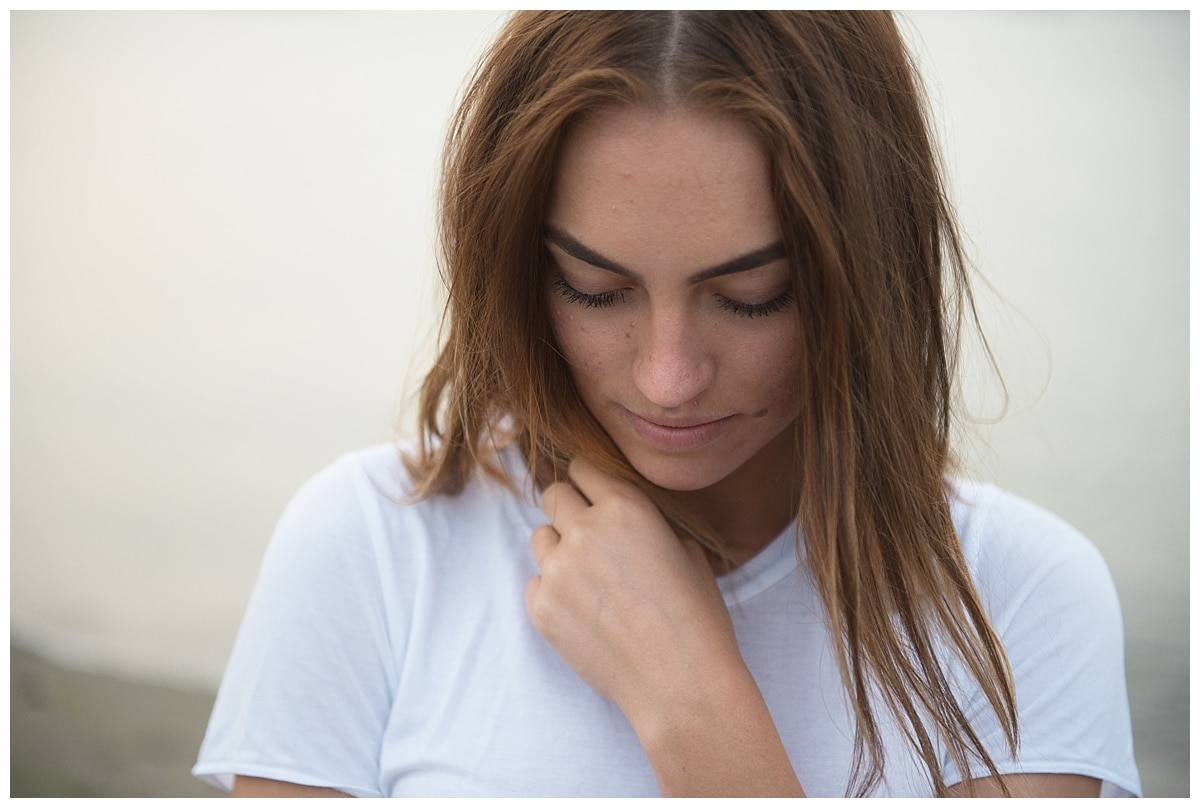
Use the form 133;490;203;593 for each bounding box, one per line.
193;443;1141;797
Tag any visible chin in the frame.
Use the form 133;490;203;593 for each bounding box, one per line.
626;456;731;493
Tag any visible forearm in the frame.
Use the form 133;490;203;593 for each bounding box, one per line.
628;661;806;797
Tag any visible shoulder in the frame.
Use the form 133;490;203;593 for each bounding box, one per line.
283;440;533;520
945;482;1123;648
268;441;539;565
195;442;544;797
947;479;1118;621
277;444;409;526
260;444;408;570
948;478;1099;566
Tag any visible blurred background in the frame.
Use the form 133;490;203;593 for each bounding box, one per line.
10;11;1188;797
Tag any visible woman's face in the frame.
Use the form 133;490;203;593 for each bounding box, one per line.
546;106;802;496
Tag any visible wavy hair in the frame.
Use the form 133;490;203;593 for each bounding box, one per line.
406;11;1016;797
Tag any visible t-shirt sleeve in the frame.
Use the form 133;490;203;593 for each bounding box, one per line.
945;484;1142;797
192;454;397;796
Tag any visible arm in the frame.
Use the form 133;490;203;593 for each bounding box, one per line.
629;656;805;796
948;773;1101;798
525;458;803;796
232;775;352;797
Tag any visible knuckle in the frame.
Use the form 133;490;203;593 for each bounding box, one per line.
544;480;573;499
608;486;642;507
527;590;559;634
539;554;561;579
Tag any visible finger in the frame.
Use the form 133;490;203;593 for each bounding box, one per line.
540;479;590;525
566;457;635;505
529;523;560;567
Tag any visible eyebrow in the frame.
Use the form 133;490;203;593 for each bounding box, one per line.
543;224;786;283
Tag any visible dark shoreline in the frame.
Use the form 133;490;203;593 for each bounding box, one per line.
10;642;224;798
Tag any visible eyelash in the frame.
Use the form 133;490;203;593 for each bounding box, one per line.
552;274;794;318
718;291;795;318
552;274;624;308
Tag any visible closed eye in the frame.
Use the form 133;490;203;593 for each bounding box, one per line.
717;290;795;318
552;274;625;308
554;272;795;318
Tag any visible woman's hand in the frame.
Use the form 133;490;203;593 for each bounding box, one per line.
525;458;804;796
525;457;738;717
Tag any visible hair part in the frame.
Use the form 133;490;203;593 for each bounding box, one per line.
406;11;1016;797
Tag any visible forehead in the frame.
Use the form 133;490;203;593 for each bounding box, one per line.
548;105;780;258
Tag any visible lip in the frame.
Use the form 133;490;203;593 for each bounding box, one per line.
621;409;734;453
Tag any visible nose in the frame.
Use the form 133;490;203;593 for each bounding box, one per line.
632;306;715;410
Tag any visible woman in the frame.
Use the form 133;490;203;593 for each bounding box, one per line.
194;11;1140;797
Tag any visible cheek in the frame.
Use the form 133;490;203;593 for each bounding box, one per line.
548;305;621;386
548;305;585;365
738;329;803;412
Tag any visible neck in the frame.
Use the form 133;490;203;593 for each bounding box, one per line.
678;429;800;574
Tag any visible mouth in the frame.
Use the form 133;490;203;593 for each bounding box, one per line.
621;409;734;452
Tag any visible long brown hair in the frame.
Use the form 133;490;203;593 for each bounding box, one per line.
407;11;1016;797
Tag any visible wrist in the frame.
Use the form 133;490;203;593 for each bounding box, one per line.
627;661;805;797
